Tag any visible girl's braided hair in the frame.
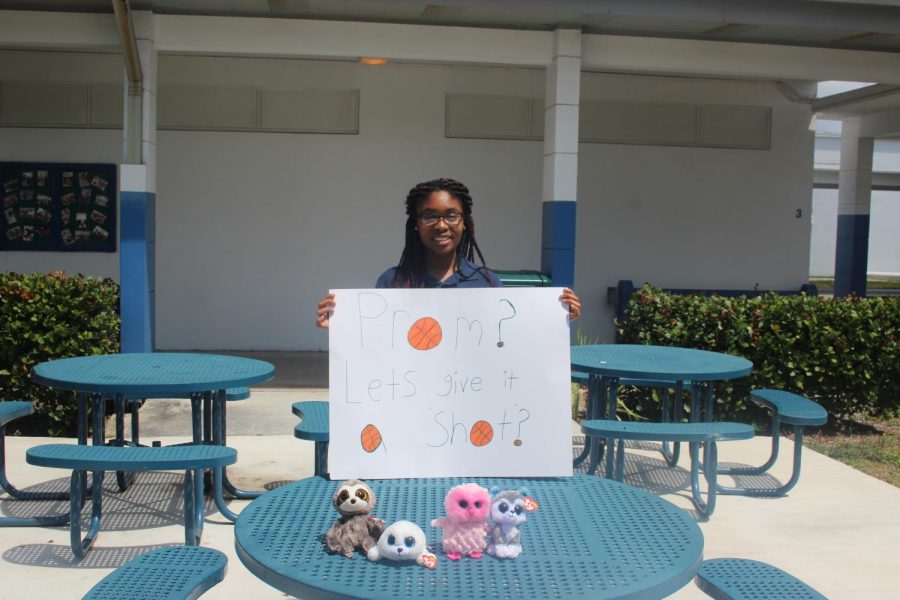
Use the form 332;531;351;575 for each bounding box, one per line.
391;178;490;288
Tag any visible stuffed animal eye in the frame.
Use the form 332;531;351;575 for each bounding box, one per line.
474;501;482;508
355;489;369;501
387;535;396;545
404;536;415;548
337;490;350;503
459;500;468;508
514;505;524;515
498;502;509;513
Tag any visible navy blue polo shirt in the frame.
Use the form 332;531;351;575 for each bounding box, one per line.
375;257;502;288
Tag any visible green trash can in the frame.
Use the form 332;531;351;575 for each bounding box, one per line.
494;270;553;287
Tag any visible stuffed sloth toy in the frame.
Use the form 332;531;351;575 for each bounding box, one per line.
324;479;385;558
367;520;437;569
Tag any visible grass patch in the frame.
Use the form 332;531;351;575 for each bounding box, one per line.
810;276;900;290
805;415;900;488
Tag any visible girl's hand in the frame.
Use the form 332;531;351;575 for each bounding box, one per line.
316;292;335;329
560;288;582;322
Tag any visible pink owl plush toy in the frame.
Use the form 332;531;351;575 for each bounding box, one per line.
430;483;491;560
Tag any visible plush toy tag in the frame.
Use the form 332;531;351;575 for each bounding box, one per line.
420;550;438;569
524;496;539;511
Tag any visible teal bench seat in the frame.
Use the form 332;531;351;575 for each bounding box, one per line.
0;401;69;527
695;558;828;599
718;389;827;497
83;545;227;600
291;401;329;477
572;371;692;467
26;444;236;557
581;419;754;518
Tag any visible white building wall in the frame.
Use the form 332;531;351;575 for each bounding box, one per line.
576;73;814;341
152;56;545;351
2;51;817;349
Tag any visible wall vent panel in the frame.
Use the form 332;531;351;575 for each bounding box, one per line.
446;93;542;140
260;89;358;133
158;85;258;131
1;82;90;126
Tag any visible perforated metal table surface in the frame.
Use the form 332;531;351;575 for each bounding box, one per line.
234;475;704;600
32;352;274;395
32;352;275;519
571;345;752;383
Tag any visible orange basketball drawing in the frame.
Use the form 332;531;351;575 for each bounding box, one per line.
407;316;443;351
469;420;494;447
360;424;383;453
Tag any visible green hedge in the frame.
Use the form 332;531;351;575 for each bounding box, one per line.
0;272;120;436
617;286;900;423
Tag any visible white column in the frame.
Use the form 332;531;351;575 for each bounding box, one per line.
834;117;873;297
541;28;581;287
120;10;157;352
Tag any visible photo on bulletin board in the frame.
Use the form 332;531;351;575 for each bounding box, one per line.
1;164;56;251
0;162;116;252
57;165;116;252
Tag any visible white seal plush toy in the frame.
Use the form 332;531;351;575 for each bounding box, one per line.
367;520;437;569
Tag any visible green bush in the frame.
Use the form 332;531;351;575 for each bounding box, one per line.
617;286;900;423
0;271;120;436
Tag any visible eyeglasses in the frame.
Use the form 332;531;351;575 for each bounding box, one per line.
417;211;463;227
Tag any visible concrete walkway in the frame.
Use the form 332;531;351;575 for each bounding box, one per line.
1;353;898;599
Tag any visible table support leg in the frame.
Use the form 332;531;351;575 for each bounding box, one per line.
661;380;684;467
603;376;619;478
183;468;205;545
314;441;329;478
215;393;263;501
191;393;203;445
114;393;136;492
584;374;612;475
573;374;597;468
70;469;103;558
689;439;718;519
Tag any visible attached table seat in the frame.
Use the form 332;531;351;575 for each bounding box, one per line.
0;401;69;527
27;444;236;557
717;389;827;497
83;545;228;600
291;401;329;477
581;419;754;517
695;558;827;599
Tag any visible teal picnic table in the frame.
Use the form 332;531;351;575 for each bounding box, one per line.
571;345;753;476
235;475;704;599
31;352;275;521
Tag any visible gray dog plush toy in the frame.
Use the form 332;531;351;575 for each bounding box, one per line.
324;480;385;558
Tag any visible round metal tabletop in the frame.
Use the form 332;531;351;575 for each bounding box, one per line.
235;475;704;600
571;344;752;382
32;352;275;394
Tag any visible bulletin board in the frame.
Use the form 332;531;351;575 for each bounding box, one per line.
328;287;573;479
1;162;116;252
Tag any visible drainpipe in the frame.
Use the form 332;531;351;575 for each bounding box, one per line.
112;0;143;164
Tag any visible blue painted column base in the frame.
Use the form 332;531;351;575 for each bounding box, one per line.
120;191;156;352
834;213;869;297
540;200;576;288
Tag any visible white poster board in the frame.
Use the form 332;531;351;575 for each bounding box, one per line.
328;288;573;479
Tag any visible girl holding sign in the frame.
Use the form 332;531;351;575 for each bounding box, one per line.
316;178;581;327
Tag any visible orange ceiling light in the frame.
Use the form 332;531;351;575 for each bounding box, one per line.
359;57;388;66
